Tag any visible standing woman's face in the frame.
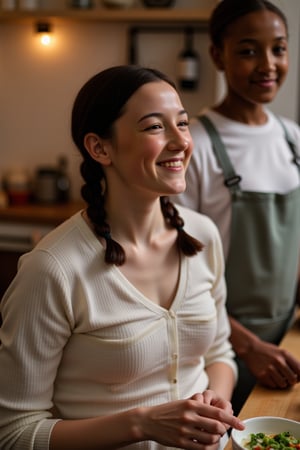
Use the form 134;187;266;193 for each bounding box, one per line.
103;80;193;199
212;9;289;108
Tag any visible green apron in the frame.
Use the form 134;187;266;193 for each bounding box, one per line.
198;115;300;343
198;115;300;413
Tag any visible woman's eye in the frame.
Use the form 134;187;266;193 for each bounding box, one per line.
273;45;287;55
178;120;189;128
239;48;256;57
144;123;163;131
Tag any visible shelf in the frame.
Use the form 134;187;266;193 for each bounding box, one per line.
0;7;212;24
0;201;84;225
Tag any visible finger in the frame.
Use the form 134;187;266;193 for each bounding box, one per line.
202;390;215;405
259;374;278;389
190;427;223;446
282;353;300;382
265;365;298;388
190;392;204;402
195;405;244;431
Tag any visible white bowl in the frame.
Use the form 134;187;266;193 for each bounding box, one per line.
231;416;300;450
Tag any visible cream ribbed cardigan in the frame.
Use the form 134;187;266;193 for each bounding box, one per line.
0;205;236;450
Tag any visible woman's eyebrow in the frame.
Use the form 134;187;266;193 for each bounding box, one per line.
238;35;288;45
138;109;187;123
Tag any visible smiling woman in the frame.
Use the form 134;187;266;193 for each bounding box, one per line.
0;65;244;450
174;0;300;417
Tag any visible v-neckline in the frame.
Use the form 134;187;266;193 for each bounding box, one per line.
111;255;188;314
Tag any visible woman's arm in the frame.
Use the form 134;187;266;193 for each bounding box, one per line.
206;362;236;401
229;316;300;388
50;399;244;450
296;255;300;306
50;409;142;450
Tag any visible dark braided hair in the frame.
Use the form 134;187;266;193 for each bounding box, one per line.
209;0;288;49
71;65;203;265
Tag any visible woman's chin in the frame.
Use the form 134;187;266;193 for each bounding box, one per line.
171;181;186;194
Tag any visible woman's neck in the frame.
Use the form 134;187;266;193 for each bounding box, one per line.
105;196;167;247
213;99;268;125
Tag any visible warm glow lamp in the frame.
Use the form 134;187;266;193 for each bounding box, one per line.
36;22;52;46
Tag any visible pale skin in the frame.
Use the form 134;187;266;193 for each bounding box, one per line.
210;8;300;389
50;80;244;449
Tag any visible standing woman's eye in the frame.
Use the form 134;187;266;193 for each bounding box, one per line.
238;48;256;57
273;44;287;56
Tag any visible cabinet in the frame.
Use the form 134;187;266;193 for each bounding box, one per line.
0;201;83;298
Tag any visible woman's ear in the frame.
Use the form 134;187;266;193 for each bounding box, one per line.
84;133;112;166
210;44;225;71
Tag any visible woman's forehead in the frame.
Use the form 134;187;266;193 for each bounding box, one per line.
225;10;287;39
124;81;183;115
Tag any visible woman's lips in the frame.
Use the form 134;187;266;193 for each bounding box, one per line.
157;159;183;169
253;78;277;88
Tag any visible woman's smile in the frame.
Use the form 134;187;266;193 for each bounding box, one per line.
156;157;184;170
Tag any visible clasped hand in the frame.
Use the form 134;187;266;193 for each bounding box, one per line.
243;339;300;389
139;390;244;449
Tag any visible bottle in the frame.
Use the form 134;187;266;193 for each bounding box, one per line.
0;180;8;208
35;167;58;204
177;27;199;91
56;156;70;203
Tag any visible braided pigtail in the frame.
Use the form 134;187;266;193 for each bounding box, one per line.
160;196;204;256
80;157;126;266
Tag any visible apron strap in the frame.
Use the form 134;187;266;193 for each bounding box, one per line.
197;115;242;193
197;114;300;191
276;116;300;172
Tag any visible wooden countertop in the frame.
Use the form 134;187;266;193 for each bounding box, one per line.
225;313;300;449
0;201;84;226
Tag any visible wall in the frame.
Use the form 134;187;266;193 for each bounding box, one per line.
0;0;216;199
0;0;299;200
270;0;300;120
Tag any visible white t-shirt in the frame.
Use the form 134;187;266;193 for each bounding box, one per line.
174;109;300;257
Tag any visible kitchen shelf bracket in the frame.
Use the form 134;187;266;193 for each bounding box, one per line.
128;24;207;64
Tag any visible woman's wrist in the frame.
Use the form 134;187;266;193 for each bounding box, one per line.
127;407;148;442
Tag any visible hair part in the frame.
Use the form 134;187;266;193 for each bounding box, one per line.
209;0;288;48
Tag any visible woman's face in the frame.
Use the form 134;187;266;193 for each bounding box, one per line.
213;9;289;108
104;80;193;199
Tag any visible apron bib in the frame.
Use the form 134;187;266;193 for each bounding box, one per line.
198;115;300;344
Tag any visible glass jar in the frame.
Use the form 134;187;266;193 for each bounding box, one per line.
5;168;31;205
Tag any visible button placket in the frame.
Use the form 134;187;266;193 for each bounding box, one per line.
167;309;179;397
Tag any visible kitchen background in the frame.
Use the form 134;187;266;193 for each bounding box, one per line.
0;0;300;201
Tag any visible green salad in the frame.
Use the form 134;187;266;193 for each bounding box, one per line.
244;432;300;450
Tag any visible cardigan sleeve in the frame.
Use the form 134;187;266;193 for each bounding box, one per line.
0;249;72;450
202;221;237;379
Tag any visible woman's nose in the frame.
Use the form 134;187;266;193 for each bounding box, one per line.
167;130;190;151
257;50;276;72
